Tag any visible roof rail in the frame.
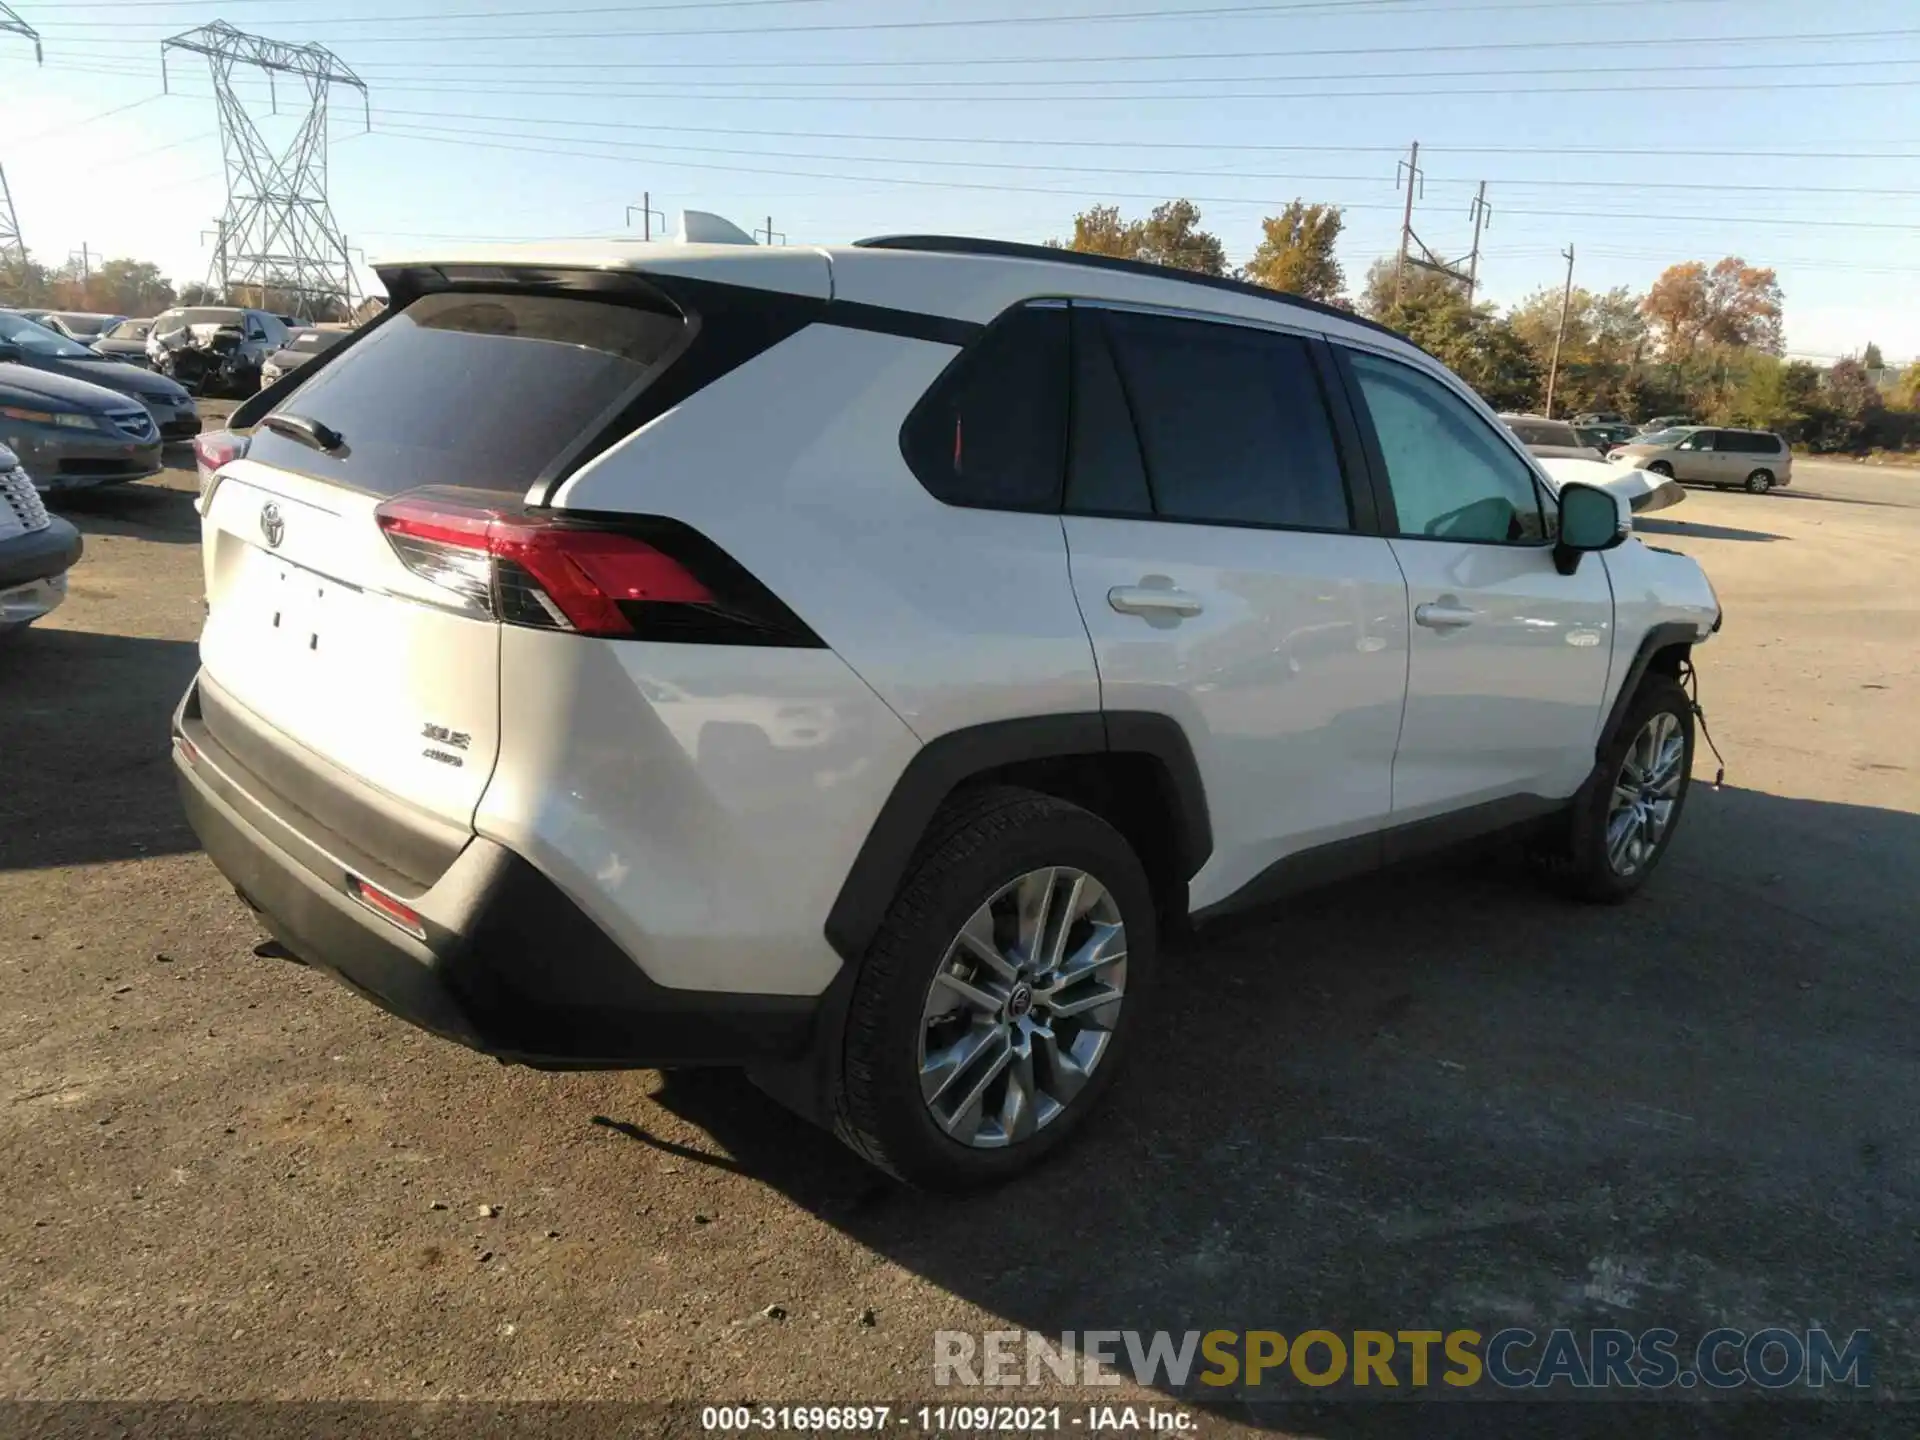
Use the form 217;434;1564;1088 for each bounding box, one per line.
853;233;1410;344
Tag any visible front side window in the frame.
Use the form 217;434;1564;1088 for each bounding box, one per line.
1347;350;1546;544
1089;309;1352;531
1676;430;1716;452
900;305;1068;511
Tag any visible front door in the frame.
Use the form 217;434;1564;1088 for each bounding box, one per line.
1338;346;1615;821
1059;306;1410;909
1670;428;1723;484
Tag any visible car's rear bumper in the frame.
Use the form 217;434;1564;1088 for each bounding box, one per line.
170;673;821;1068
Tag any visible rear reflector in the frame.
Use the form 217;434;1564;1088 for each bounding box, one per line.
374;487;820;647
347;875;426;939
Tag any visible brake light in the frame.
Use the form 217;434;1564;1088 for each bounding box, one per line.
193;428;248;513
373;487;819;646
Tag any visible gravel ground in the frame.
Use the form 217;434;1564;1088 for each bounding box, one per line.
1;436;1916;1438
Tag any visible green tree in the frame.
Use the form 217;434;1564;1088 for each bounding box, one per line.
1362;258;1540;410
1862;341;1885;371
83;258;174;316
1893;361;1920;412
1052;199;1227;277
178;281;221;305
1242;201;1344;302
1820;358;1884;451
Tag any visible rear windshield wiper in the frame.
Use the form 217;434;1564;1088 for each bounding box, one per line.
262;412;344;454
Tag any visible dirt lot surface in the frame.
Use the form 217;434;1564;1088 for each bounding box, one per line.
2;434;1916;1437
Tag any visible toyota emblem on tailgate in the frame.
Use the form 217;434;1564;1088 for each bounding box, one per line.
259;502;285;548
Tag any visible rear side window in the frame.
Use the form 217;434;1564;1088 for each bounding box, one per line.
1730;431;1782;454
248;290;685;497
1091;309;1351;531
900;305;1068;511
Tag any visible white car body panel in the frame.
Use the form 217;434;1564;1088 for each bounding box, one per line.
1063;516;1410;908
476;632;919;994
556;323;1102;741
198;460;502;830
1387;537;1615;818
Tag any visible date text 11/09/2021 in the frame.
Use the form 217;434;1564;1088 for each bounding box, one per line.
701;1406;1194;1432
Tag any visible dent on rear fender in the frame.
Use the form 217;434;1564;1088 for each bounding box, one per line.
474;628;922;996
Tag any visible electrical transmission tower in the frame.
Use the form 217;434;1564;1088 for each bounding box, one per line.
161;21;369;320
1392;141;1490;309
0;3;41;289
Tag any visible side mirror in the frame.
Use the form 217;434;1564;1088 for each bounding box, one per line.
1554;481;1627;576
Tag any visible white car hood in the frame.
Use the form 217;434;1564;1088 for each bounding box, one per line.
1536;455;1687;517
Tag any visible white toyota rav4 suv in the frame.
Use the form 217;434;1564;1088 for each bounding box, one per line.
174;234;1720;1188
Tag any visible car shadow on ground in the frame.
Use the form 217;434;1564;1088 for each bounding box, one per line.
604;784;1918;1434
1635;517;1786;544
48;475;201;547
0;628;202;870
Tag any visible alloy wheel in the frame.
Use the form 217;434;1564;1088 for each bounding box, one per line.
917;866;1127;1148
1606;711;1686;876
1746;470;1774;494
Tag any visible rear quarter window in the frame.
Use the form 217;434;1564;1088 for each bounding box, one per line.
899;305;1068;512
246;290;685;497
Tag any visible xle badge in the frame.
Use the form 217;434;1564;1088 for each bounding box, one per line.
421;722;472;768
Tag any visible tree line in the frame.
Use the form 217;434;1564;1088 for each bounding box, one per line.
1051;199;1918;455
1;250;351;323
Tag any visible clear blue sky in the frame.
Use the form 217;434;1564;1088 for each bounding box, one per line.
4;0;1918;361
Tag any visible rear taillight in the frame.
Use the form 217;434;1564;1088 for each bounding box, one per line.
347;875;426;939
192;428;248;513
373;487;819;647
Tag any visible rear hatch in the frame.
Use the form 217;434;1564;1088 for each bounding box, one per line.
197;284;691;843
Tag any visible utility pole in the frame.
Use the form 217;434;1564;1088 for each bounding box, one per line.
1392;141;1420;309
0;4;40;287
1464;181;1492;306
753;216;786;246
1545;243;1576;419
625;191;664;240
201;220;230;299
69;243;92;285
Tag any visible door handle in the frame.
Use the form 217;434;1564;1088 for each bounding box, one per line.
1414;601;1478;630
1108;585;1204;618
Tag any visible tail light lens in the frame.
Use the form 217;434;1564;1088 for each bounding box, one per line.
193;429;248;513
373;487;821;647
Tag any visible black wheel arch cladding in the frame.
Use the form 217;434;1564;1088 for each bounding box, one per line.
824;711;1211;964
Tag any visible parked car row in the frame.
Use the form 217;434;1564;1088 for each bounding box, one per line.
1509;410;1792;496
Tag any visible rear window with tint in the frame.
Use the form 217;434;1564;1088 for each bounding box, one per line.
900;305;1068;511
1508;419;1581;447
247;290;684;497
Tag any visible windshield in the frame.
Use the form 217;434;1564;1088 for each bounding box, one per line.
0;310;97;359
55;314;115;338
1639;428;1696;445
105;320;152;341
158;308;246;329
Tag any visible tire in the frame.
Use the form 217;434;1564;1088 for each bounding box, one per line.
1646;461;1674;478
1539;674;1695;903
1744;468;1774;494
833;785;1156;1190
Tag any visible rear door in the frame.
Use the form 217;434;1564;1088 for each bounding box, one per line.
198;285;688;828
1061;305;1410;909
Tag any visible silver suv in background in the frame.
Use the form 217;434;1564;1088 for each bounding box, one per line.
1610;427;1793;494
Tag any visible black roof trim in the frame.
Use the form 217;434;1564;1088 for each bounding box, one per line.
853;233;1411;345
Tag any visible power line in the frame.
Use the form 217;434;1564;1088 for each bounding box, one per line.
26;56;1920;165
25;0;1811;44
36;52;1920;103
356;119;1920;231
139;25;1920;72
